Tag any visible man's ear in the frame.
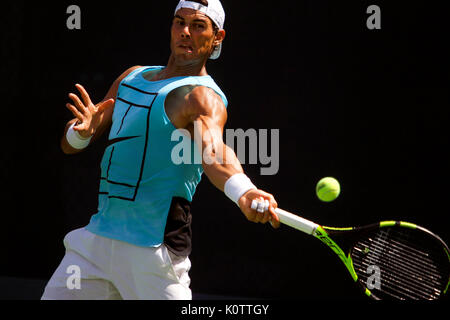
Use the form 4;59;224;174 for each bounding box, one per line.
214;29;226;46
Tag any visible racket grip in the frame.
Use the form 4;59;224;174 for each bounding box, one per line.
275;208;319;235
250;200;318;235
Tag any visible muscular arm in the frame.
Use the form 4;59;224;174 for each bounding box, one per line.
186;88;241;191
61;65;142;154
184;87;280;227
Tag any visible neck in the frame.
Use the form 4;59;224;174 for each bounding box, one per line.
155;54;208;80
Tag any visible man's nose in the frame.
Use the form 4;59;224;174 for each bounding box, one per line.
181;25;191;38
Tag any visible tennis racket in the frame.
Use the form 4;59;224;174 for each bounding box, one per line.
251;200;450;300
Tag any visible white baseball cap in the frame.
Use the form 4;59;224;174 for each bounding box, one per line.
174;0;225;60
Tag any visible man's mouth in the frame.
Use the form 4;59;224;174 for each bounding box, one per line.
179;44;193;53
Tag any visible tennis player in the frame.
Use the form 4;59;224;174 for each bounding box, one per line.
41;0;280;300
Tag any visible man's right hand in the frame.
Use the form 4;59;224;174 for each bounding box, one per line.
238;189;280;229
66;84;115;138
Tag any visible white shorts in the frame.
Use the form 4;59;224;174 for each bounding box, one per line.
41;228;192;300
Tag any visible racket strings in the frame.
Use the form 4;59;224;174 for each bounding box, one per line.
369;229;447;299
352;228;448;300
354;243;441;299
371;231;445;284
366;229;447;299
353;252;436;299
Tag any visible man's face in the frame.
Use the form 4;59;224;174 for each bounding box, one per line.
171;8;223;64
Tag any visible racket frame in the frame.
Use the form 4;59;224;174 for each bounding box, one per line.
274;207;450;299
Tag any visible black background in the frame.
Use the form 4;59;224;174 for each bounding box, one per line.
1;0;449;300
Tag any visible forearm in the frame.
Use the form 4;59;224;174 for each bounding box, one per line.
202;143;244;192
187;87;279;226
202;141;279;225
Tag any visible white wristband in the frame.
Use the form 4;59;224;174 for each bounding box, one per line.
66;122;92;149
224;173;257;205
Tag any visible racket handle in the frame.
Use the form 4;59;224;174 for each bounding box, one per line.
250;200;318;235
274;208;319;235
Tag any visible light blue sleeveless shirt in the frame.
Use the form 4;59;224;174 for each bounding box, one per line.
86;66;228;247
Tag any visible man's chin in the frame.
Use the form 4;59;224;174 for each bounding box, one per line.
173;52;205;65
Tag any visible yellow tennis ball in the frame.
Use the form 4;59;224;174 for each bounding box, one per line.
316;177;340;202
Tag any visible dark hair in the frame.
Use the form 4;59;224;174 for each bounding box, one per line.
212;22;219;34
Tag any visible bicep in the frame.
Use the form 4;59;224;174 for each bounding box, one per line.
188;87;228;151
187;89;242;189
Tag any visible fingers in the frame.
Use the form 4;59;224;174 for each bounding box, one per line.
252;197;270;224
269;207;281;229
68;92;87;114
66;103;84;123
250;195;280;229
75;84;93;108
255;191;279;223
97;98;115;113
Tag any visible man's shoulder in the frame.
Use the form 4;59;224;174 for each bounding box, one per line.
169;84;222;104
113;65;144;84
188;85;223;104
166;84;226;118
185;85;226;118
